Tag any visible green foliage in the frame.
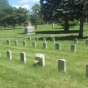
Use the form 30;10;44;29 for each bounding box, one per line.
30;13;42;25
31;4;40;14
0;5;29;28
30;4;43;25
60;19;78;27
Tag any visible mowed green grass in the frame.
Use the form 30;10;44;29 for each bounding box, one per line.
0;24;88;88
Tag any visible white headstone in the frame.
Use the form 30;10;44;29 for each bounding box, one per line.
23;40;26;46
71;44;76;52
20;52;26;63
43;42;47;49
55;43;61;50
7;50;12;60
52;38;55;43
35;53;45;67
74;38;78;44
32;41;36;48
43;37;46;42
58;59;66;72
25;26;35;35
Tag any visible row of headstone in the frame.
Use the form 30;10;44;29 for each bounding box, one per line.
5;51;69;72
58;59;88;76
6;51;45;67
6;50;64;69
7;40;76;52
74;38;88;46
6;51;88;76
7;50;26;63
7;38;88;46
7;40;26;46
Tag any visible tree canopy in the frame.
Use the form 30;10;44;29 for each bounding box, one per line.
40;0;88;37
0;1;42;28
0;2;29;28
30;4;42;25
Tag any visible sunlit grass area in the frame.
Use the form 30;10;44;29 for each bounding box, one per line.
0;24;88;88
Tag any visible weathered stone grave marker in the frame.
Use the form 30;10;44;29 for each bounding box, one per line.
15;40;18;45
74;38;78;44
7;40;10;45
23;40;26;46
7;50;12;60
71;44;76;52
86;39;88;45
58;59;66;72
55;43;61;50
43;42;47;49
32;41;36;48
52;38;55;43
20;52;26;63
43;37;46;42
34;53;45;67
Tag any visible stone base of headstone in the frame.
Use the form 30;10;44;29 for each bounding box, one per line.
35;53;45;67
25;26;35;35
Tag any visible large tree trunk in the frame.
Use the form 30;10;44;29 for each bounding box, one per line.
64;15;69;32
78;17;85;38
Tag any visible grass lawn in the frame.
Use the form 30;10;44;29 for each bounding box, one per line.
0;24;88;88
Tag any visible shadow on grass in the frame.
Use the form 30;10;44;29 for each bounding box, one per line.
36;30;79;34
18;33;25;34
1;27;22;30
0;28;12;30
38;35;88;41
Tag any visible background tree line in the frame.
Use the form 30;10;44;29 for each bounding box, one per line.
0;0;42;29
1;0;88;38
